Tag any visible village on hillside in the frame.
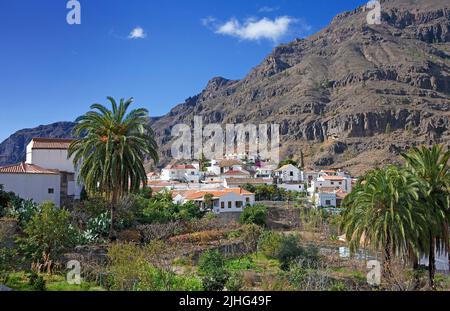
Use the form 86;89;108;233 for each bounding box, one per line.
0;138;356;216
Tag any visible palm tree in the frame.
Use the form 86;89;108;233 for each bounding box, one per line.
402;145;450;289
68;97;158;239
341;166;425;280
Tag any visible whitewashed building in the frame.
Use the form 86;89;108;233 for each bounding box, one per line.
25;138;82;200
0;138;83;207
160;164;200;183
274;164;301;183
172;188;255;214
0;162;61;206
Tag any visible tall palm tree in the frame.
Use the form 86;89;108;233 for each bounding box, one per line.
341;166;425;280
69;97;158;239
402;145;450;289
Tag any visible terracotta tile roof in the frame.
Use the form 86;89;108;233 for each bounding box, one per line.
218;159;242;168
31;138;74;150
318;187;337;193
181;188;254;200
322;176;345;181
0;162;59;175
222;170;250;176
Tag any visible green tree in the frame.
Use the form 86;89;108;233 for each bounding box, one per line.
69;97;159;239
198;250;229;291
402;145;450;289
341;166;424;280
203;193;214;212
240;204;268;226
19;202;76;273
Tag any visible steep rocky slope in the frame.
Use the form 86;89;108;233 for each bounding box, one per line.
151;0;450;175
0;0;449;175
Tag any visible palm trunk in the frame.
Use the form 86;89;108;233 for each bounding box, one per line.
382;236;393;281
412;257;420;290
428;237;436;290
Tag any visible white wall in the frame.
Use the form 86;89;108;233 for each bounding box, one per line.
314;192;337;207
0;173;61;206
27;149;75;173
212;193;255;214
278;183;305;192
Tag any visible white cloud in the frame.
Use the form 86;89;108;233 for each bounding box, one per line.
215;16;295;42
128;27;147;39
201;16;217;27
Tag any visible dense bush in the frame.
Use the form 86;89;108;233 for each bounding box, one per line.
240;204;268;226
198;250;230;291
258;231;283;258
18;202;76;273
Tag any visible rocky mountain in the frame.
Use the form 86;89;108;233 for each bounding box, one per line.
0;122;75;166
0;0;449;175
151;0;450;175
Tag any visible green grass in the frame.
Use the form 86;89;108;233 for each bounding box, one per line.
225;253;281;273
5;271;105;291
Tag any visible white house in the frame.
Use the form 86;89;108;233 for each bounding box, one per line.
160;164;200;183
221;169;251;179
0;138;84;207
255;162;277;178
313;188;337;208
274;164;301;183
25;138;82;199
173;188;255;214
309;175;352;194
0;162;61;206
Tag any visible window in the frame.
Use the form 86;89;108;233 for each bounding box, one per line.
246;197;250;203
236;201;243;208
331;182;334;185
48;188;54;194
221;202;225;209
228;202;232;209
325;200;331;206
290;171;294;176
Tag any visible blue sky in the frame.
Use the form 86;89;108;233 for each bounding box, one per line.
0;0;368;141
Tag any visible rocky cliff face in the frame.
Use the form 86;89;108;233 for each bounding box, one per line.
0;0;449;175
150;0;450;175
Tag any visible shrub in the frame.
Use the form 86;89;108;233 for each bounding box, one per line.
240;204;268;226
138;222;184;243
258;231;283;258
276;235;304;270
28;271;46;291
198;250;229;291
226;272;244;291
18;202;76;273
107;243;201;291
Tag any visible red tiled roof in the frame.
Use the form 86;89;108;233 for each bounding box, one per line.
0;162;59;175
223;170;250;176
322;176;345;181
31;138;74;150
182;188;254;200
218;159;242;168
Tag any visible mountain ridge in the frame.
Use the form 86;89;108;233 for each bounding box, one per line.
1;0;449;175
